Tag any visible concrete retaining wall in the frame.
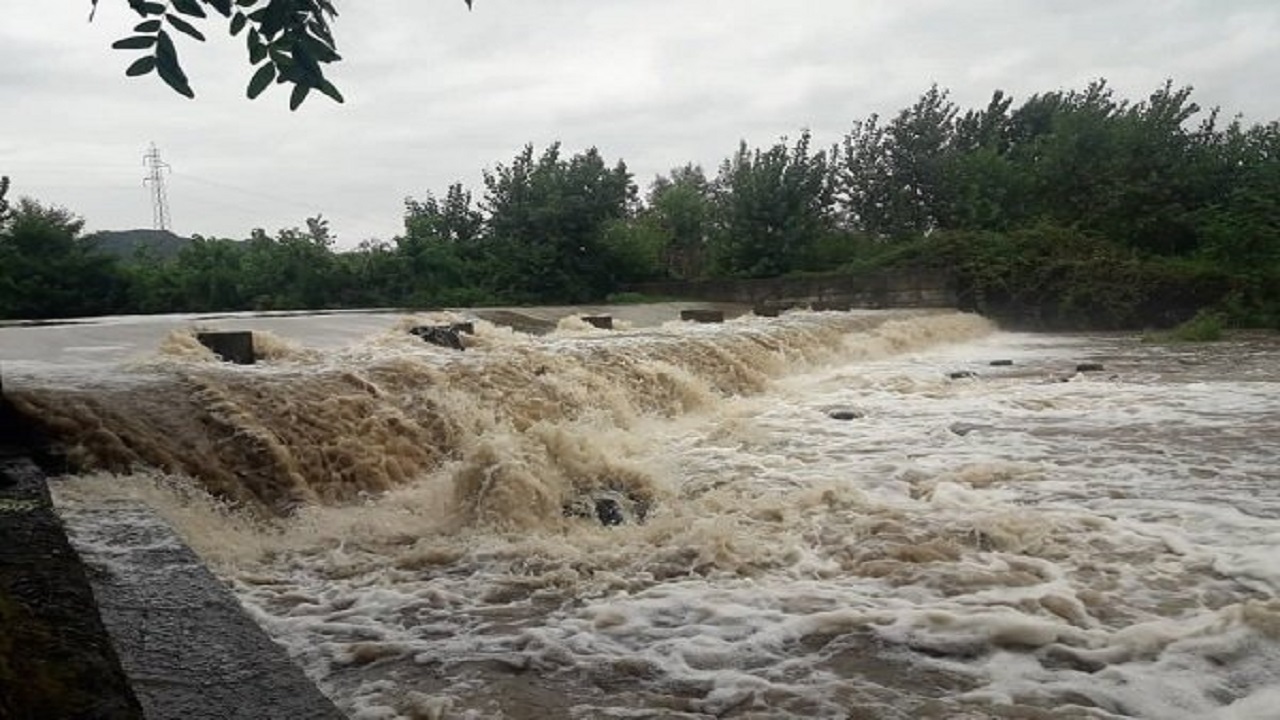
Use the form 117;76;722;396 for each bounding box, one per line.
627;270;955;310
0;455;144;720
1;390;343;720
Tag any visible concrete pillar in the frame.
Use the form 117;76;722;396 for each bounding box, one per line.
196;331;256;365
680;309;724;323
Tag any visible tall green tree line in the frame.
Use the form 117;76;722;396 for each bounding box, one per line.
2;79;1277;325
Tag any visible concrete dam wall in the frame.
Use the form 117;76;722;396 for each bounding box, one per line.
626;270;955;311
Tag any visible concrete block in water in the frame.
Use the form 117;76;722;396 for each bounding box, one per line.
196;331;256;365
410;325;465;350
582;315;613;330
680;309;724;324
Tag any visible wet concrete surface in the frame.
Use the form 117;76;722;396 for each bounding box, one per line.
0;456;143;720
58;499;346;720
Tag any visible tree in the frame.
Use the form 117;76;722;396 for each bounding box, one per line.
95;0;473;108
398;187;486;305
0;176;10;221
711;132;832;277
646;165;713;278
1197;120;1280;270
0;199;126;319
482;143;635;302
835;85;957;238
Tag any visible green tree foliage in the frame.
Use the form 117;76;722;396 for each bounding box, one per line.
397;187;486;306
646;165;713;279
95;0;473;108
712;132;832;276
0;199;125;319
3;80;1277;326
480;144;635;302
1197;120;1280;271
836;85;957;238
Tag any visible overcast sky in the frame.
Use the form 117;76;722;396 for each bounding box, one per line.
3;1;1277;247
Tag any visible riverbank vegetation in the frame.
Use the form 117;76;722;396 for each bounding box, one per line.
1;79;1276;329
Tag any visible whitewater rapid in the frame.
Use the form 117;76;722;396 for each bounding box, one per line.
12;307;1277;719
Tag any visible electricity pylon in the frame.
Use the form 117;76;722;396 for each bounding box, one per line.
143;143;171;231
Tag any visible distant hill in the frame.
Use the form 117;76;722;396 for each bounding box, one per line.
86;229;192;262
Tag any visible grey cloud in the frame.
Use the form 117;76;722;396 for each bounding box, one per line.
2;0;1276;246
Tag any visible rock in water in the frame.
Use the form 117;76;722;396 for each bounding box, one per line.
595;497;625;526
827;408;864;421
1076;362;1105;372
989;359;1014;366
409;326;465;351
949;422;987;436
947;370;978;380
564;489;649;527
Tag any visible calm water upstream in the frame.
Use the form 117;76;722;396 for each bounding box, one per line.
4;307;1278;719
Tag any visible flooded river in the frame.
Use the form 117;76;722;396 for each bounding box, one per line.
4;307;1278;719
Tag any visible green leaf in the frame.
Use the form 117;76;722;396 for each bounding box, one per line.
230;12;247;35
111;35;156;50
170;0;207;18
258;1;287;39
125;55;157;76
165;13;207;41
133;1;166;15
155;53;195;98
289;83;310;111
207;0;232;15
155;29;178;60
246;62;275;99
133;19;162;32
247;29;267;63
306;18;334;47
300;34;340;63
317;79;344;104
292;44;323;84
236;0;257;6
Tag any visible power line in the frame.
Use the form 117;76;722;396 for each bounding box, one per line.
142;143;171;231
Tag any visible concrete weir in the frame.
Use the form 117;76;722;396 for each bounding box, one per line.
0;456;143;720
58;499;346;720
2;387;343;719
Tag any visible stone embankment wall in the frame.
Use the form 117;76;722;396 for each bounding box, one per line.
1;388;144;719
626;270;955;311
1;385;344;719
